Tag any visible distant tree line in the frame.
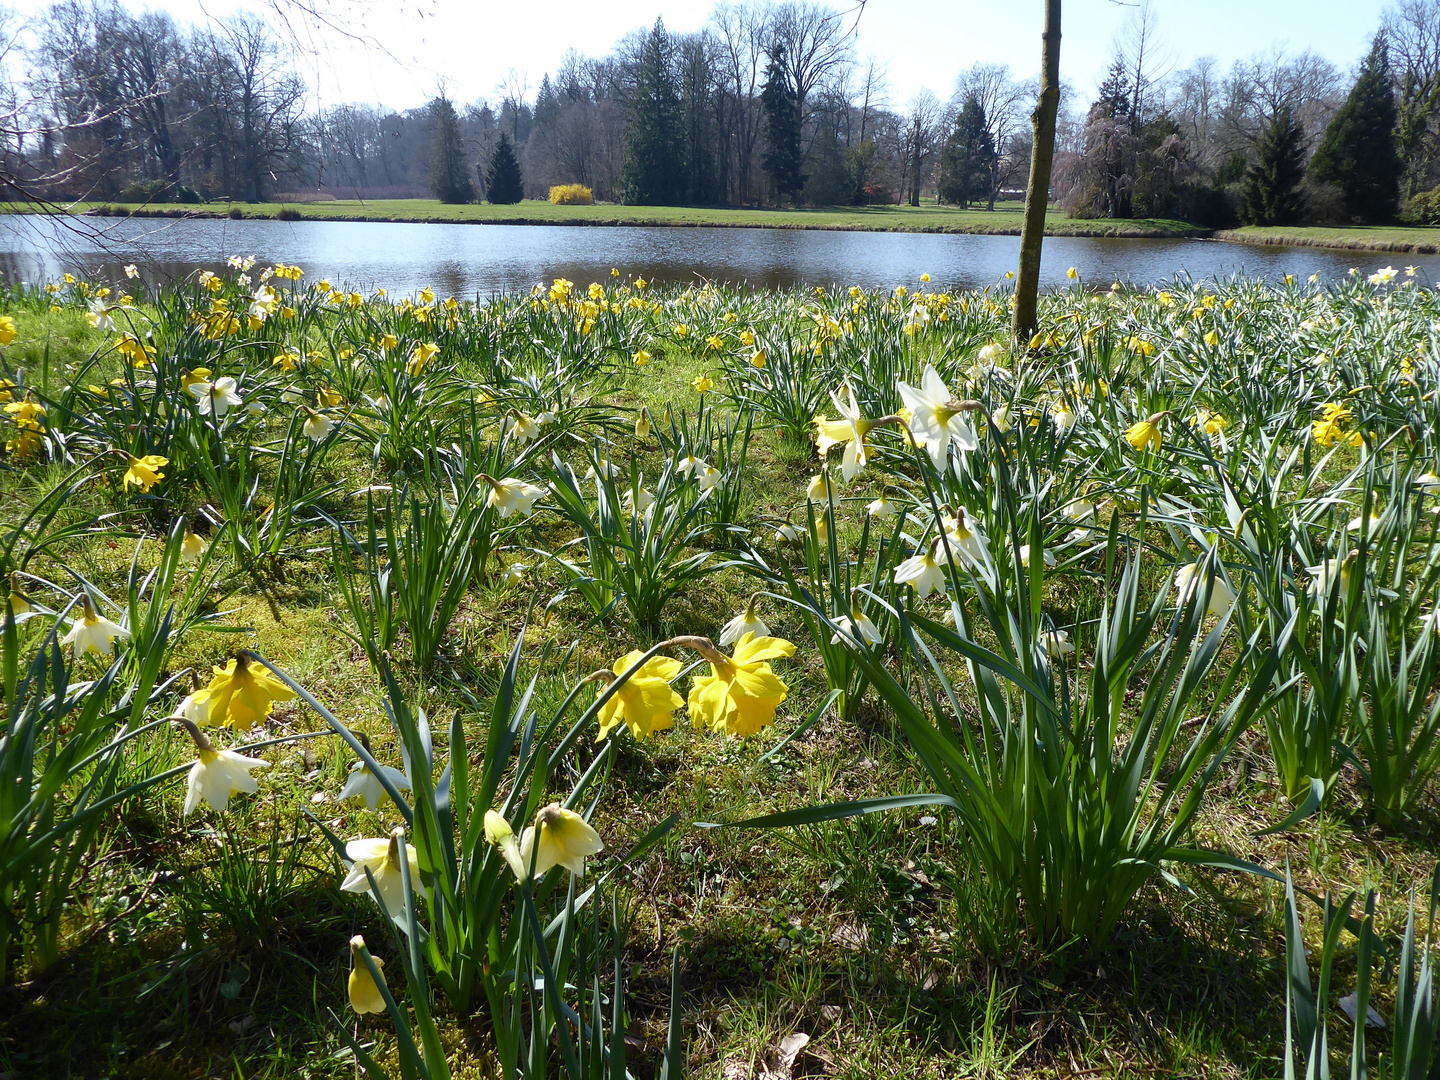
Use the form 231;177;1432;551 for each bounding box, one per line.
7;0;1440;226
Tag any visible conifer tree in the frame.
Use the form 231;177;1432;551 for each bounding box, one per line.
485;134;524;205
1310;34;1401;222
761;52;804;203
938;96;995;207
1240;106;1306;225
429;96;474;204
621;19;686;206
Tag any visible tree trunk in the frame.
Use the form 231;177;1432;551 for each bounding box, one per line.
1012;0;1061;345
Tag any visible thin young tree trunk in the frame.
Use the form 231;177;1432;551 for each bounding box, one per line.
1012;0;1061;344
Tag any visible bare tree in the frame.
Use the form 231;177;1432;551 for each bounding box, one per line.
768;1;853;121
954;63;1028;208
898;89;942;206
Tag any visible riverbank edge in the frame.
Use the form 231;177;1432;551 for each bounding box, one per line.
28;204;1209;240
1214;228;1440;255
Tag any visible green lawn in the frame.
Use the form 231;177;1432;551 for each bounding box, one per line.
1219;223;1440;253
61;197;1204;238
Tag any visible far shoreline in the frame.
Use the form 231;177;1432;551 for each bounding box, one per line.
8;199;1440;255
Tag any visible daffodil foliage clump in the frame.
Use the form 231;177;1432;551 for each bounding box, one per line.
5;262;1440;1077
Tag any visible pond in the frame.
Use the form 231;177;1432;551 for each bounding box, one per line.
0;213;1433;295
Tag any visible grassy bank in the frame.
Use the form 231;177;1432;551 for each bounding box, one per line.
52;197;1206;238
1219;222;1440;253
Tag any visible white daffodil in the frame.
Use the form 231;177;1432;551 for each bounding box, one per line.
1018;544;1056;569
1421;609;1440;636
676;454;707;477
486;477;545;518
184;746;270;814
509;412;540;444
1174;562;1238;618
867;494;897;519
518;803;604;877
807;473;831;500
86;299;115;332
535;409;557;426
831;598;883;646
62;597;129;656
719;601;769;647
990;404;1013;433
499;562;528;587
484;810;529;880
622;481;656;515
940;507;988;566
894;542;949;599
897;364;978;470
776;523;802;544
697;465;722;492
1306;557;1354;601
1347;509;1383;534
192;376;243;417
177;689;212;727
814;381;875;481
1052;404;1077;435
341;830;428;915
338;754;411;811
1043;630;1075;659
302;410;334;441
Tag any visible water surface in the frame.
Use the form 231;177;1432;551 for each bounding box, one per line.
0;214;1432;295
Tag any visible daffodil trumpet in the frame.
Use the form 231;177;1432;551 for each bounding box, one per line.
347;935;395;1018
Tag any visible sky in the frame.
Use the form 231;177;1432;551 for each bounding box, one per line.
12;0;1396;111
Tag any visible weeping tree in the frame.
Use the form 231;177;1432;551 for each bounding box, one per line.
1012;0;1061;344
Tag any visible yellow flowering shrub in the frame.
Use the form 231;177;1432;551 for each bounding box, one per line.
548;184;594;205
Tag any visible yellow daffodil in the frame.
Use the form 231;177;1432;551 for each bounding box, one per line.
594;651;684;741
633;348;651;365
693;374;714;394
195;653;296;731
1124;413;1165;452
685;632;795;737
122;453;168;493
407;342;440;375
347;937;387;1014
518;803;604;877
0;315;17;345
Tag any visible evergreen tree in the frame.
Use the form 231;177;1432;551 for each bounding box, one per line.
1240;105;1307;225
621;19;686;205
761;52;804;203
937;95;995;207
485;134;524;204
429;96;474;204
1310;34;1401;222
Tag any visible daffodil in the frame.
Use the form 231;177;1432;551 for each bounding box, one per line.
122;453;168;493
302;408;334;441
1124;413;1165;453
685;632;795;737
407;342;440;375
347;936;387;1014
339;736;411;810
697;465;722;492
485;476;545;518
831;594;882;646
635;409;652;437
897;364;978;470
1043;630;1075;659
991;404;1013;432
939;507;988;566
342;828;427;914
866;494;896;519
814;381;879;481
719;597;769;646
594;650;684;741
508;411;540;444
1018;544;1056;569
192;376;243;417
181;529;207;563
177;718;270;815
692;374;714;393
894;541;948;599
633;349;651;366
62;595;129;656
1173;562;1237;618
518;803;604;876
484;810;530;879
195;653;296;732
1347;508;1383;534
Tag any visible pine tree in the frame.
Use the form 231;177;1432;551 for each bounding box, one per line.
485;134;524;205
621;19;686;206
429;96;474;204
1240;106;1306;225
1310;34;1401;222
761;52;804;203
937;96;995;207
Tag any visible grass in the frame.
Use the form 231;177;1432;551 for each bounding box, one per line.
4;271;1440;1079
46;197;1207;238
1219;223;1440;254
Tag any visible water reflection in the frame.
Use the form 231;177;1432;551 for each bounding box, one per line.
0;213;1434;295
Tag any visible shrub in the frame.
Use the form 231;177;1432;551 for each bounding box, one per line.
548;183;594;205
276;206;302;221
227;205;243;219
1403;184;1440;225
118;178;174;204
